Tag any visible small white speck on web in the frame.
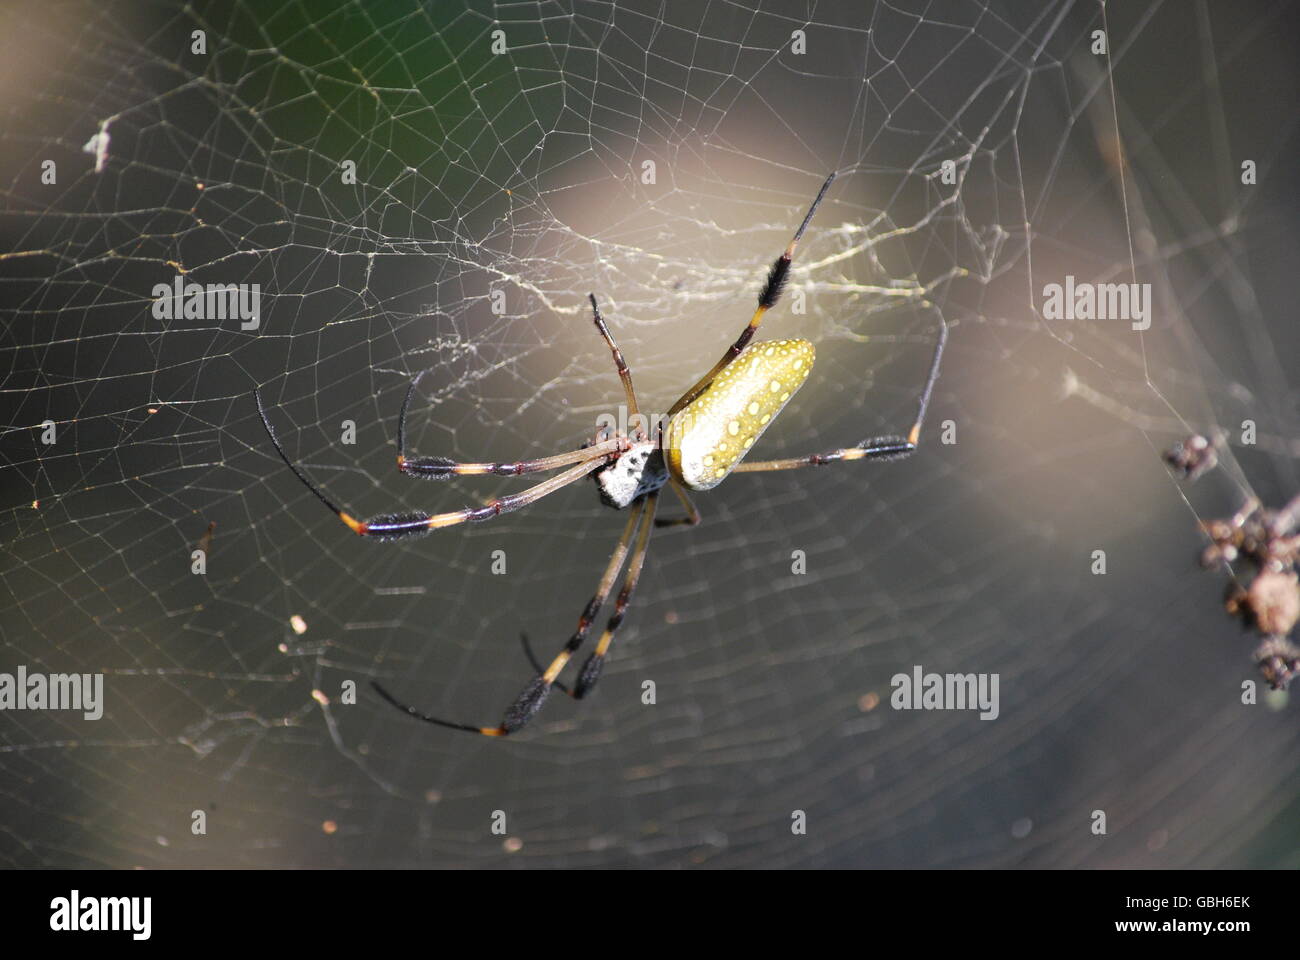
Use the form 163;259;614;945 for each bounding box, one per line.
289;614;307;634
82;119;113;173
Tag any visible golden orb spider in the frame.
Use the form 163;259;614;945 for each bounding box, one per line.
254;172;948;737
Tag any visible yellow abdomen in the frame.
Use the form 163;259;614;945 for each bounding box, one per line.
665;339;814;490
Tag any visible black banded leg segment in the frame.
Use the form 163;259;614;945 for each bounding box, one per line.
348;456;605;538
732;306;949;474
535;499;647;701
520;633;569;696
654;477;702;529
255;388;610;540
575;492;659;699
369;672;549;738
371;499;648;735
732;436;916;474
396;370;627;478
588;294;642;430
370;680;497;736
400;437;625;480
669;172;836;417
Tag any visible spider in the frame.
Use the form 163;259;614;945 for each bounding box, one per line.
254;172;949;736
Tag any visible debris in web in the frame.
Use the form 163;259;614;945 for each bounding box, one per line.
82;118;112;173
1198;494;1300;689
1162;434;1218;483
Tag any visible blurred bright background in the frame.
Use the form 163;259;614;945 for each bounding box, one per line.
0;0;1297;867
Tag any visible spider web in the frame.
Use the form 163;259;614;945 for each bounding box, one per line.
1;0;1297;868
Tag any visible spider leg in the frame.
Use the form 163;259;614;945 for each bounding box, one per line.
371;498;650;735
512;496;644;707
527;500;646;701
732;306;949;473
732;437;915;473
255;389;611;539
654;477;702;529
391;291;641;479
519;633;570;696
668;172;836;417
395;370;627;478
588;294;644;432
573;491;659;699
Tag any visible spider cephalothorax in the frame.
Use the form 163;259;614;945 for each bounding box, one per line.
594;440;668;510
255;171;950;736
